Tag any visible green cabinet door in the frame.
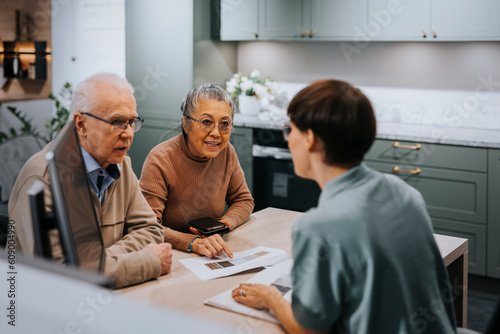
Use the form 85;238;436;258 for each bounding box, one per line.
230;127;253;194
215;0;260;40
365;139;489;276
488;149;500;278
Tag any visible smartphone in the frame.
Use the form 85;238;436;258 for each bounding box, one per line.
188;217;230;236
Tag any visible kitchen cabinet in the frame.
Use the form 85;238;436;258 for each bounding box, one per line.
365;140;488;275
431;0;500;40
230;127;254;194
213;0;368;40
213;0;259;40
309;0;367;39
367;0;500;41
214;0;499;41
488;149;500;278
259;0;304;39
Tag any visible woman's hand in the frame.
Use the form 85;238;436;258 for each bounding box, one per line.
232;283;283;310
189;229;234;258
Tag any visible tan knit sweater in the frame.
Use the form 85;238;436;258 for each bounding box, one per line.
139;134;254;251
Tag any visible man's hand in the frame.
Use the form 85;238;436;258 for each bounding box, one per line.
188;230;233;259
146;243;173;275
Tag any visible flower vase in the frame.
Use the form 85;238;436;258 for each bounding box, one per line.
238;95;261;116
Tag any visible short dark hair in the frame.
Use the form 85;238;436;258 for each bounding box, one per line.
287;79;376;166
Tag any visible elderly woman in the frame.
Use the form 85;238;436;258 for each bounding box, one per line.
232;80;456;333
139;83;254;258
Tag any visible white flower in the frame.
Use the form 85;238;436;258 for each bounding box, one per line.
253;83;269;99
240;77;253;93
250;69;260;78
265;79;279;94
229;77;239;86
226;81;236;94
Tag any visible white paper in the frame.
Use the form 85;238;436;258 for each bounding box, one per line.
204;259;294;324
179;246;288;281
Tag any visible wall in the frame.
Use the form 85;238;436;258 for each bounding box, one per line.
51;0;125;93
125;0;194;175
237;41;500;91
193;0;237;88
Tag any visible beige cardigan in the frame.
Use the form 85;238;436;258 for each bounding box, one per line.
8;142;163;288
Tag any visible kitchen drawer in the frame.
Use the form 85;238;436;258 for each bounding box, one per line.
432;218;486;276
366;139;488;172
365;161;487;224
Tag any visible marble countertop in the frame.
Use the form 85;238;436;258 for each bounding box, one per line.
233;115;500;149
234;114;500;148
233;84;500;149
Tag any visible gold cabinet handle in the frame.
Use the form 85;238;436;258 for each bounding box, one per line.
251;30;259;38
393;166;421;174
393;141;421;150
301;30;307;37
432;30;437;38
309;30;316;38
422;30;427;38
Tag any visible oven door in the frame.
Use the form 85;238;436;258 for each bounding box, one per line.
252;145;321;212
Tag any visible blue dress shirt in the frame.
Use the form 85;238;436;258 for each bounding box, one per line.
81;147;120;203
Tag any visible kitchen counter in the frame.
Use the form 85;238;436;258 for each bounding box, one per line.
233;84;500;149
234;115;500;149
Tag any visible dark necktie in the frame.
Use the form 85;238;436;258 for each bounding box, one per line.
97;174;104;192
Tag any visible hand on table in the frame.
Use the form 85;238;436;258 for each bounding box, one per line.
146;242;173;275
189;227;234;259
232;283;283;310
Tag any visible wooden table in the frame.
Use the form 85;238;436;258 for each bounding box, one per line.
118;207;469;332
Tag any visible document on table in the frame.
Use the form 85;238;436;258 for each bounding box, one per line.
204;259;294;324
179;246;288;281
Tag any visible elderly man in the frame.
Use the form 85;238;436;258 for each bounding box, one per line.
8;73;172;288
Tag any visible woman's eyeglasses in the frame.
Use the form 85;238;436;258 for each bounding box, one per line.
184;114;232;134
282;124;291;141
82;112;144;133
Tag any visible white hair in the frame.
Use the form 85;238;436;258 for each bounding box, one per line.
69;72;135;117
180;83;235;118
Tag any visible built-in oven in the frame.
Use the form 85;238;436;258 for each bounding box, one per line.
252;128;321;212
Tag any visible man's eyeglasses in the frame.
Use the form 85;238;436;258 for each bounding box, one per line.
184;114;232;134
282;124;291;142
82;112;144;133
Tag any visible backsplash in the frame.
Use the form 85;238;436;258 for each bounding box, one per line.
361;85;500;131
269;82;500;131
234;82;500;148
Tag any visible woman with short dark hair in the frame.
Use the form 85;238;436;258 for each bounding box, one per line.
232;80;456;334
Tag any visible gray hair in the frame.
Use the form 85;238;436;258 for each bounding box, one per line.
70;72;135;117
180;83;235;119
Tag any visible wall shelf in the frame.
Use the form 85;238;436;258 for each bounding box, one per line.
1;41;49;80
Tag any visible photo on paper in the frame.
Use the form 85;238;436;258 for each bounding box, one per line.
204;251;270;270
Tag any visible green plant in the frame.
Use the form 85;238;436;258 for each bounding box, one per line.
0;83;72;149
